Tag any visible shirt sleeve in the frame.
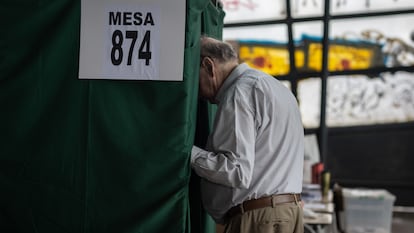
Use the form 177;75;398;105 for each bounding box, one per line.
191;87;256;189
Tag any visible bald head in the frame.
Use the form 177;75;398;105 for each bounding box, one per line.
198;36;239;104
200;36;238;64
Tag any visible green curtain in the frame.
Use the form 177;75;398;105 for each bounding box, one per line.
0;0;224;232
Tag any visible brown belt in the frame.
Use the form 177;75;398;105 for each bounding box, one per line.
226;194;301;219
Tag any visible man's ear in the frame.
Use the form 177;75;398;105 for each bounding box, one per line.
202;57;215;77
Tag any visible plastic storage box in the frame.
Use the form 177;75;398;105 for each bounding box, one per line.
340;188;396;233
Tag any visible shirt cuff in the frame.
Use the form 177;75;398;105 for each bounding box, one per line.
191;145;205;164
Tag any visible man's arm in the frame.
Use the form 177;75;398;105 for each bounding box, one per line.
191;90;256;189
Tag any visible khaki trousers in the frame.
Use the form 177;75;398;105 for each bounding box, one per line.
223;202;303;233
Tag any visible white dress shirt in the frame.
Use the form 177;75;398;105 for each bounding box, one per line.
191;63;304;223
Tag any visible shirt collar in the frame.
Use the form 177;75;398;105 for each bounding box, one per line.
215;63;249;103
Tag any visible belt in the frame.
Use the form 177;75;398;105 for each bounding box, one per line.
226;194;301;219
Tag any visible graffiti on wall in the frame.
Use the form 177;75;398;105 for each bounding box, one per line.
222;0;258;11
299;72;414;128
234;41;304;76
335;0;399;9
229;38;383;76
305;40;384;71
222;0;285;23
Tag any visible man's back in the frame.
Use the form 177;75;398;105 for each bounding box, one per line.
199;63;304;223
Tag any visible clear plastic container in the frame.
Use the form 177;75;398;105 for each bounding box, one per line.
341;188;396;233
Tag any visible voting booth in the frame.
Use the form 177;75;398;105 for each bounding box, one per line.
0;0;223;232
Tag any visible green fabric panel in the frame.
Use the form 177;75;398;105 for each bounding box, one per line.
0;0;223;232
1;1;88;232
189;2;225;233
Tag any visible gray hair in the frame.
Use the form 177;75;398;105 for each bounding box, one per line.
200;35;238;63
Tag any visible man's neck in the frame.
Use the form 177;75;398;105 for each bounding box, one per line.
211;62;239;104
220;61;239;84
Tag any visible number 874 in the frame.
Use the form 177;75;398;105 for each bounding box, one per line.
111;30;151;66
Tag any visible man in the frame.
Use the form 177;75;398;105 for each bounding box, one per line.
191;35;304;233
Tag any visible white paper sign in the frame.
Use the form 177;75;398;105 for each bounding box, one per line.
79;0;185;81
